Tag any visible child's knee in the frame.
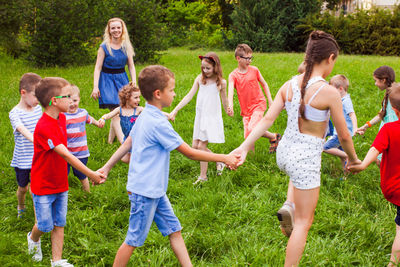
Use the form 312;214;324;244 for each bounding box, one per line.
18;185;29;194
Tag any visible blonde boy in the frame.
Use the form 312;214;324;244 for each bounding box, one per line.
99;65;238;267
27;77;104;266
9;73;42;218
323;75;357;167
228;44;280;152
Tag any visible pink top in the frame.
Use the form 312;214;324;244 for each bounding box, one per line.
230;66;266;116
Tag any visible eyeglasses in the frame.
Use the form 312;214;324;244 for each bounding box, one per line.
49;95;71;106
240;56;253;61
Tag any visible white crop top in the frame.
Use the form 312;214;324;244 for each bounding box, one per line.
285;76;330;122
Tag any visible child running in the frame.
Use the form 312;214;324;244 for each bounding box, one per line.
231;31;360;267
323;75;357;169
65;85;103;192
27;77;104;266
349;83;400;267
99;82;143;163
228;43;280;152
98;65;239;267
168;52;229;183
356;66;396;165
9;73;42;218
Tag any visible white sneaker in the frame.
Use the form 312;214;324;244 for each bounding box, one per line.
51;259;74;267
27;232;42;261
277;202;295;237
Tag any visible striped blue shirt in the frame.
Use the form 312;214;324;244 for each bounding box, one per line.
9;105;42;169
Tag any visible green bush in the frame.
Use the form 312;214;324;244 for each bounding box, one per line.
299;6;400;56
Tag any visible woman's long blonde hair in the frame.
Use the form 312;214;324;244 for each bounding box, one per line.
102;18;135;58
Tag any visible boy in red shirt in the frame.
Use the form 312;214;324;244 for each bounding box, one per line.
228;43;280;152
26;77;104;267
349;82;400;266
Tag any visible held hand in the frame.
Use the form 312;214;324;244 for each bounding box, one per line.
227;106;234;117
91;87;100;100
224;153;241;170
230;146;248;166
356;125;367;135
168;111;177;121
347;161;364;174
91;171;106;185
98;118;105;128
97;167;109;180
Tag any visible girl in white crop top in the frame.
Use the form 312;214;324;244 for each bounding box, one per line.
231;31;360;266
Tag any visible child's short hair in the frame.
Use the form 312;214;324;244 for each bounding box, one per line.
329;75;349;92
70;84;80;96
119;81;140;107
235;44;253;58
389;83;400;111
19;73;41;93
35;77;70;107
138;65;174;101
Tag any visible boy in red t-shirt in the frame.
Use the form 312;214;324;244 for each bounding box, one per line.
227;43;280;152
349;83;400;266
26;77;105;266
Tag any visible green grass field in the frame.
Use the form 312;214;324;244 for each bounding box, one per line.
1;48;400;266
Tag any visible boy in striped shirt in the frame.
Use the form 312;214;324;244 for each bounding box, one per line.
64;85;103;192
9;73;42;218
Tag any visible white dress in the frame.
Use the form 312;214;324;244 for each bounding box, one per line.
193;82;225;143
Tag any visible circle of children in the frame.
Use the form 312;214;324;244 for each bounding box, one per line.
8;17;400;267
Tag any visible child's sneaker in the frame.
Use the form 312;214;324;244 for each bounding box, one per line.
269;133;281;153
51;259;74;267
276;201;295;237
27;232;42;261
17;208;26;218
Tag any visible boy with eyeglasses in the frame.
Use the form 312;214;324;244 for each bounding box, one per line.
26;77;105;267
228;43;280;152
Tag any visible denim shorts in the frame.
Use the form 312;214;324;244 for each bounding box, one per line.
125;193;182;247
14;167;31;187
32;191;68;232
323;135;343;151
67;157;88;180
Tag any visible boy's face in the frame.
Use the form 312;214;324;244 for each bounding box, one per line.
68;93;80;113
22;89;39;108
52;85;72;112
237;53;253;68
159;78;176;108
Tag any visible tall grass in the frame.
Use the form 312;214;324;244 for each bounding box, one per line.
1;48;400;266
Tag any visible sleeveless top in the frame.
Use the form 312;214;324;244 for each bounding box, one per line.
120;107;138;139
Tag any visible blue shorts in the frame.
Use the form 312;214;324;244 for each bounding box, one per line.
323;135;343;151
14;167;31;187
32;191;68;232
67;157;88;180
125;193;182;247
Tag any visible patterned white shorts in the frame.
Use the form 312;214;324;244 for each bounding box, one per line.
276;131;324;190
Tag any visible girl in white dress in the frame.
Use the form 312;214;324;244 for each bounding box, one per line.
169;52;229;183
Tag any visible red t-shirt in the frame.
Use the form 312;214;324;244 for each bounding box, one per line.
229;65;267;117
372;119;400;206
31;112;68;195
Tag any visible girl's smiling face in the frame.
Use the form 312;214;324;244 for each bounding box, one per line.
127;91;141;108
201;60;215;78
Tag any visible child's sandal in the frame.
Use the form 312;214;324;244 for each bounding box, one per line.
193;176;208;185
269;133;281;154
216;162;225;176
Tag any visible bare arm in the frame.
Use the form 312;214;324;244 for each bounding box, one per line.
98;136;132;177
259;73;273;107
168;76;200;121
98;107;120;127
92;47;105;100
127;56;136;85
16;125;34;142
348;147;380;173
349;112;357;135
53;144;104;184
219;80;229;114
356;113;382;135
227;74;235;117
89;115;102;128
176;142;239;169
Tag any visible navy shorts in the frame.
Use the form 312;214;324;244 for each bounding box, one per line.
14;167;31;187
395;205;400;226
67;157;88;180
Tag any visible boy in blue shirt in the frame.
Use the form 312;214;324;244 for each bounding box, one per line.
323;74;358;169
99;65;239;267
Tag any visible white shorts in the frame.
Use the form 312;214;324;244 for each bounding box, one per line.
276;131;324;190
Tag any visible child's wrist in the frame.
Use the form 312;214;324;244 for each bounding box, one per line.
366;121;372;128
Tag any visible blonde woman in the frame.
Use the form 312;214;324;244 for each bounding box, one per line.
92;18;136;144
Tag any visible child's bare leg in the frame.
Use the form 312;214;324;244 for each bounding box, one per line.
197;140;210;179
169;231;192;267
109;115;124;144
113;242;136;267
80;178;90;192
285;186;319;267
51;226;64;262
389;224;400;266
287;180;295;204
30;224;44;242
17;185;29;210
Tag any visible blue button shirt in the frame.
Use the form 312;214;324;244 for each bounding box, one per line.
127;103;183;198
